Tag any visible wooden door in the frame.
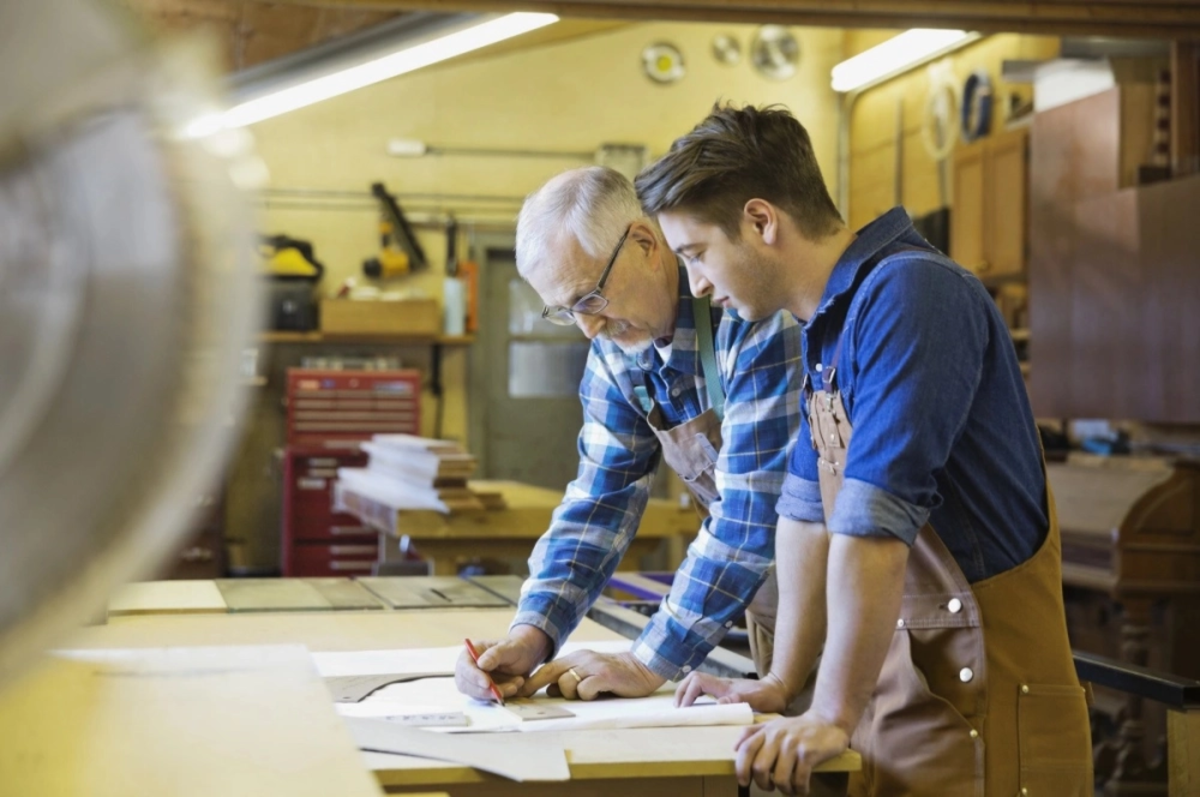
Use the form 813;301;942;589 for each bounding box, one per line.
951;141;987;273
986;127;1029;280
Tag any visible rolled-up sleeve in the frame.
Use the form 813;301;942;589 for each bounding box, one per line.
777;411;824;522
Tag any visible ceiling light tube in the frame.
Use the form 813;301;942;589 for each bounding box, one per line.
187;12;556;136
831;29;978;93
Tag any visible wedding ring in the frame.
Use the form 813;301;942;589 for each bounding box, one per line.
567;667;583;683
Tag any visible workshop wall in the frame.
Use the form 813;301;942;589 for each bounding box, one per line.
248;19;842;443
227;20;842;573
846;32;1060;228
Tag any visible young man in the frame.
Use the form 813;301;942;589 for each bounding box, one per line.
455;166;802;703
636;105;1092;795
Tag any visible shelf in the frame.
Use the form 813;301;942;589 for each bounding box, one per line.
259;331;474;346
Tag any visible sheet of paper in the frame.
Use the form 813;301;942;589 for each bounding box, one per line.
335;666;752;733
344;717;569;781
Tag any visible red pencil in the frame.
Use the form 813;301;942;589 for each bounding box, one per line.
463;638;505;705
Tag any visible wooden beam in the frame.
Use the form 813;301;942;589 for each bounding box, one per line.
1171;40;1200;177
267;1;1200;39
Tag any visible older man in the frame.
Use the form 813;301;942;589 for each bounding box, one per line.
455;165;802;702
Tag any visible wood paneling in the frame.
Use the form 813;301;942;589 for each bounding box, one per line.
1172;41;1200;177
267;0;1200;39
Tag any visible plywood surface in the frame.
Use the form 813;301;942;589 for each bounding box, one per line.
0;645;382;797
106;580;227;617
69;608;623;652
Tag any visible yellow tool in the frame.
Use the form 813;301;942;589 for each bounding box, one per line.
363;181;427;278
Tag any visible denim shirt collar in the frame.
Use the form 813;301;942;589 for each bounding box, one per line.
809;206;914;327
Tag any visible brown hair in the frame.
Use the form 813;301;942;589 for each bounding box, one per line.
635;103;842;241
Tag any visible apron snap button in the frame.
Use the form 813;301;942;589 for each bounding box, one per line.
1021;789;1028;796
969;729;979;739
1021;684;1030;695
959;667;974;683
947;598;963;614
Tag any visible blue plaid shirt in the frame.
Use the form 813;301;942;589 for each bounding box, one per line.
513;267;803;680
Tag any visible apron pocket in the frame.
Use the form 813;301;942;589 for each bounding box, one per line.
1016;683;1092;796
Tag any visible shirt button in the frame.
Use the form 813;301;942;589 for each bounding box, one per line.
1021;684;1030;695
815;363;824;372
959;667;974;683
896;618;906;629
670;387;681;397
947;598;963;614
724;621;733;628
969;729;979;739
681;665;692;674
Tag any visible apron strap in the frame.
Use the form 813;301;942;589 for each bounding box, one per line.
692;294;725;423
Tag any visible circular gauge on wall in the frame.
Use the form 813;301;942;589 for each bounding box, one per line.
642;42;686;84
751;25;801;80
711;33;742;66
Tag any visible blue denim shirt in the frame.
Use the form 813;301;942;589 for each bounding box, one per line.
777;208;1047;583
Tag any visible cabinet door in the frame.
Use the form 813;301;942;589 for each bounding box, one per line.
986;127;1029;279
951;141;987;272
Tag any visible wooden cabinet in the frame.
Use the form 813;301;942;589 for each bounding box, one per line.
951;126;1029;280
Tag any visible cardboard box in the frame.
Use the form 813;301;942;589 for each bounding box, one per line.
319;298;440;336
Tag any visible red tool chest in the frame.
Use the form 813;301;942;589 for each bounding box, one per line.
281;368;422;576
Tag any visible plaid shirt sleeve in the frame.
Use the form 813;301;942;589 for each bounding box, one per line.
632;310;802;679
510;342;661;654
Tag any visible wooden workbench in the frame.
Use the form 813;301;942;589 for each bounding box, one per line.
340;479;699;576
75;599;858;796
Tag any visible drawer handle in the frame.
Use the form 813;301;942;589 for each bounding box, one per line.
330;561;373;571
330;545;376;555
330;525;372;536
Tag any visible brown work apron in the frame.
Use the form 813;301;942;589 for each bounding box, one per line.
637;355;777;674
807;372;1092;795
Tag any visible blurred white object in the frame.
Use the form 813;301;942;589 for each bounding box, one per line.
0;0;259;684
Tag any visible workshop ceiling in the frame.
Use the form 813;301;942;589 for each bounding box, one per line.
123;0;627;72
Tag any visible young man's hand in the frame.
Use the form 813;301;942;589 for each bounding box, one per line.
734;712;851;795
455;625;551;701
521;649;666;700
673;672;790;712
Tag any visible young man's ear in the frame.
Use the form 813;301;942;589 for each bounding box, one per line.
743;199;778;245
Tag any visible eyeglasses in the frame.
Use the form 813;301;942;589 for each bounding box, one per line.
541;225;631;326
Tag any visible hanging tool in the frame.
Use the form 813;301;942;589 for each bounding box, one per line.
362;181;428;278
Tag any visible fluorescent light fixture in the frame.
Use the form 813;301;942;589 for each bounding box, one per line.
831;29;976;93
186;12;556;136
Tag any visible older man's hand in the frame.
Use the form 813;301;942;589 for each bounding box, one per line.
520;649;666;700
734;713;851;795
455;625;551;702
674;672;790;713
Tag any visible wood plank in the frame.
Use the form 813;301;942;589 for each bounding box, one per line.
464;575;524;605
367;725;859;786
262;0;1200;38
358;577;510;609
0;646;382;797
106;580;227;617
306;578;386;610
215;578;333;612
1171;41;1200;178
1168;708;1200;796
67;608;626;651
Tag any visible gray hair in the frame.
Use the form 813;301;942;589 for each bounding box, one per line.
515;166;645;278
